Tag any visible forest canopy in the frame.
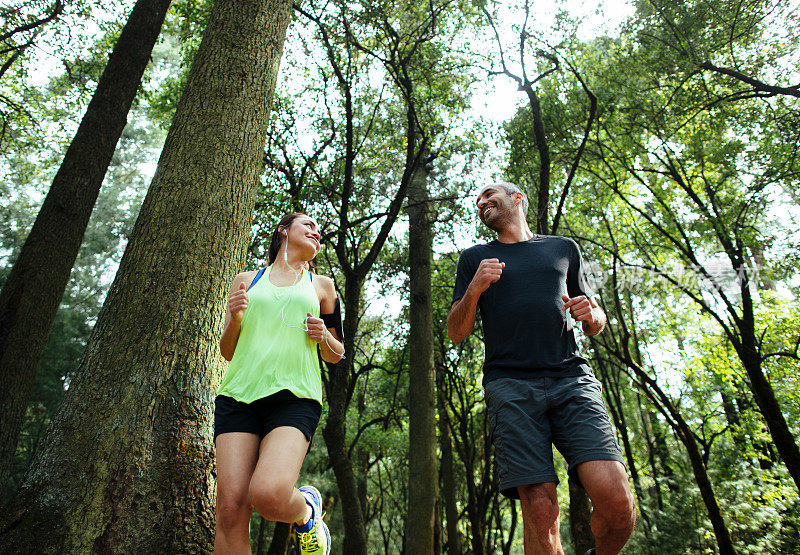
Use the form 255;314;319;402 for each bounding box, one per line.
0;0;798;552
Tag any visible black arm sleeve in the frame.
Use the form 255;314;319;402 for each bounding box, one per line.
321;298;344;340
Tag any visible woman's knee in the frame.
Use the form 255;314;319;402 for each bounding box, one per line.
250;480;293;520
216;493;252;533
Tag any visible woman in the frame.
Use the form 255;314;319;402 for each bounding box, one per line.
215;213;343;555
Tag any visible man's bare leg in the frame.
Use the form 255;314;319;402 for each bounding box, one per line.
576;460;635;555
518;482;564;555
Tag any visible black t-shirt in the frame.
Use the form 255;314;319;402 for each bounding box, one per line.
452;235;595;383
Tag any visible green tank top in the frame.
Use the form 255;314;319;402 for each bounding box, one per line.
218;266;322;404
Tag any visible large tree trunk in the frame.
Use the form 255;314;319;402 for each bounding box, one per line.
0;0;293;550
0;0;172;486
404;152;438;554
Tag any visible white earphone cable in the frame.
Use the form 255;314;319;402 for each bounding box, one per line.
279;229;345;359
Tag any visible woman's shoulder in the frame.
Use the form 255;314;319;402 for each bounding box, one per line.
231;269;260;289
311;273;336;294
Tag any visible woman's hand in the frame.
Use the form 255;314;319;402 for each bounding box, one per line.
221;275;253;361
305;313;327;343
228;283;248;324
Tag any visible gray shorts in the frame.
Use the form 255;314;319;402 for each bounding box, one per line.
484;374;624;499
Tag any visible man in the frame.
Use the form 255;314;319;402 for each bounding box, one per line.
447;182;635;555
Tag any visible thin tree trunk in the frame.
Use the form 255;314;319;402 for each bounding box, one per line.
522;86;550;234
738;283;800;491
356;388;369;519
615;358;737;554
323;277;368;554
739;343;800;491
675;420;736;555
437;373;462;555
596;360;651;535
568;476;593;554
0;0;293;550
501;500;517;555
463;446;487;555
267;522;291;555
720;388;748;452
255;517;269;555
601;283;735;552
404;151;438;554
639;400;665;510
0;0;172;485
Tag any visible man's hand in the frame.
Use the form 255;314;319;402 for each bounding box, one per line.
561;294;606;335
228;283;248;324
561;294;594;323
469;258;505;295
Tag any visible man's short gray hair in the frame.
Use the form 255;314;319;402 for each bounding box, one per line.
479;181;528;214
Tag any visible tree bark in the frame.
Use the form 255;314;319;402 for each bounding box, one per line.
0;0;293;550
434;498;443;555
255;517;269;555
404;151;438;554
0;0;172;486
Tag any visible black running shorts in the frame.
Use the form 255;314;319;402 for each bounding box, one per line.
214;390;322;442
484;374;625;499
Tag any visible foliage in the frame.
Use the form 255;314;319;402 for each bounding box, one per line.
2;0;799;552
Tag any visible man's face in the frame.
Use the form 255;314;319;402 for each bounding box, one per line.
477;186;516;231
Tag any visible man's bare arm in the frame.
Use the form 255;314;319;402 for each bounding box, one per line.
582;297;606;335
447;258;505;343
447;290;480;343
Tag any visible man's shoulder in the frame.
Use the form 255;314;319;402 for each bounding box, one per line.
540;234;576;245
460;241;496;258
538;234;580;253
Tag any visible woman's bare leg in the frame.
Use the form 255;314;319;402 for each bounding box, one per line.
215;432;260;554
249;426;311;525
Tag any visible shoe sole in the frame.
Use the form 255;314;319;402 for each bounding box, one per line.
321;520;331;555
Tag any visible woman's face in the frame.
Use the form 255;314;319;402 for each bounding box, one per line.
285;215;321;259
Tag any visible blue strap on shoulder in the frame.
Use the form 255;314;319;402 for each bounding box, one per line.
247;267;266;292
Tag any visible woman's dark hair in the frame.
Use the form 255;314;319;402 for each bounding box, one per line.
267;213;317;270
